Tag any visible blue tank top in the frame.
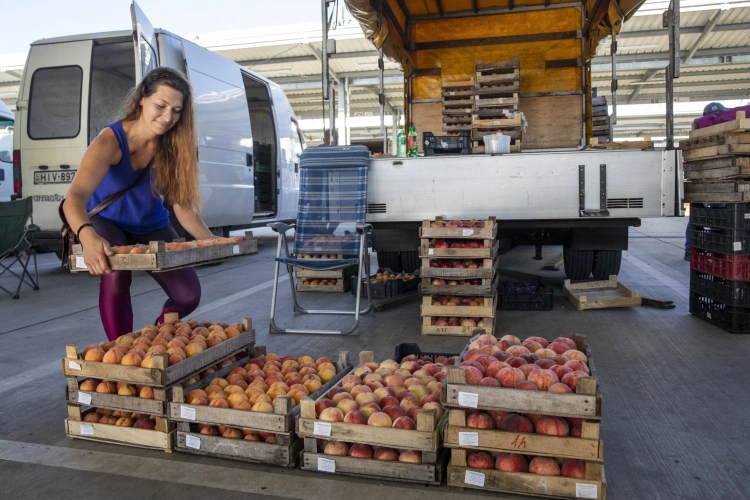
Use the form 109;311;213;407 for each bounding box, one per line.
86;121;170;234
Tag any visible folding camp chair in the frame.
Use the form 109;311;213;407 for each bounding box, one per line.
269;145;373;335
0;197;40;299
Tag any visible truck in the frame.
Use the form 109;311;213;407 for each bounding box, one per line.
345;0;683;280
12;1;304;255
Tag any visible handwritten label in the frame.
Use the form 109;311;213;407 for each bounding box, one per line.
464;470;485;487
462;229;474;237
576;483;598;499
232;245;240;255
317;457;336;473
458;391;479;408
75;257;87;269
313;422;332;437
79;423;94;436
428;249;434;255
77;392;92;405
510;434;527;450
734;241;742;251
185;435;201;449
68;360;81;371
459;432;479;447
180;405;196;420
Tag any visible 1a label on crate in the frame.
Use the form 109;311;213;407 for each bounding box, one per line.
317;457;336;473
180;406;196;421
77;392;92;405
464;470;485;487
576;483;598;499
79;423;94;436
734;241;742;251
185;435;201;450
232;245;240;255
459;432;479;447
313;422;332;437
68;360;81;371
458;391;479;408
462;229;474;237
75;257;87;269
428;248;434;255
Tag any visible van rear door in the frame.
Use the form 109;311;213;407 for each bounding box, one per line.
131;1;159;83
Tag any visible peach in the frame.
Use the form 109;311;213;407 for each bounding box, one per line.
514;381;538;391
419;393;439;406
561;459;586;478
355;392;379;407
209;399;230;408
134;418;156;430
250;393;272;406
251;401;274;413
421;402;444;421
223;428;244;439
121;352;142;366
374;387;395;401
486;362;509;379
551;365;573;380
234;401;253;411
82;412;100;423
535;348;555;359
336;399;359;415
408;384;429;400
521;340;543;353
303;379;322;393
507;357;528;369
343;410;368;425
139;386;155;399
500;414;534;433
394;368;412;378
529;456;561;476
383;375;404;387
426;381;442;394
549;355;569;366
548;342;570;355
565;360;590;375
506;345;531;357
363;373;383;385
534;359;556;370
563;349;588;363
570;425;582;438
467;451;495;469
379;359;400;372
227;392;249;408
527;369;559;391
461;366;484;385
348;443;374;458
287;389;307;405
350;385;373;398
393;416;416;430
495;453;528;472
115;417;134;427
400;398;420;412
519;364;541;379
367;412;392;427
185;343;204;358
102;349;124;364
324;441;349;456
190;397;209;405
536;416;569;436
84;348;106;362
96;381;117;394
79;378;99;392
489;410;509;428
359;402;381;418
549;383;572;393
561;371;590;393
352;366;372;378
382;405;405;421
467;412;495;429
398;450;422;463
374;447;399;461
319;368;336;383
479;377;501;387
378;394;399;408
320;407;344;422
117;384;137;396
500;335;521;345
496;367;525;388
554;337;577;350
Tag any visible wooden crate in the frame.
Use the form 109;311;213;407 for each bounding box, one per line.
685;156;750;181
421;316;495;337
419;216;497;240
420;256;498;280
443;335;601;419
70;231;258;272
295;264;357;280
421;294;498;319
66;377;169;416
448;449;606;499
300;439;447;486
471;114;523;130
444;409;602;461
680;131;750;152
420;239;499;259
64;405;173;452
563;275;641;311
62;318;255;387
420;273;499;297
689;110;750;139
472;141;522;154
169;350;351;433
296;280;350;293
684;180;750;202
296;352;442;456
472;129;523;141
683;144;750;162
174;421;302;467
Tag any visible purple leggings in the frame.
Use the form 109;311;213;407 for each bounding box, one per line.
91;217;201;340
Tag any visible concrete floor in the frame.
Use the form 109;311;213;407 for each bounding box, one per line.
0;217;748;500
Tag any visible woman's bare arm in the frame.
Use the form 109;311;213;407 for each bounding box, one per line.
172;203;217;241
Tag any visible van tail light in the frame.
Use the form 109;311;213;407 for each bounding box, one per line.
12;149;21;199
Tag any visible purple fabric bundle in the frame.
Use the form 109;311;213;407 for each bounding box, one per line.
693;105;750;129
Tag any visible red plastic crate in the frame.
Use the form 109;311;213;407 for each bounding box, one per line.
690;248;750;281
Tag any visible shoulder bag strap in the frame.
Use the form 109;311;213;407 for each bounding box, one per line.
86;166;151;218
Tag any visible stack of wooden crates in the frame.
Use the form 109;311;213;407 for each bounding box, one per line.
591;96;611;143
419;217;499;336
442;334;606;499
472;57;523;154
442;78;475;135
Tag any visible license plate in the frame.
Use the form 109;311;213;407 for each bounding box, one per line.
34;170;76;184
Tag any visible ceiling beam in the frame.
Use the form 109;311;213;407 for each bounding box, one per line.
592;49;750;72
237;50;381;68
306;43;340;84
627;68;660;103
409;2;578;21
617;22;750;39
435;0;444;17
683;10;723;66
270;70;402;84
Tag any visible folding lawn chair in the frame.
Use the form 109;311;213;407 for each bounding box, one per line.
0;197;40;299
269;145;373;335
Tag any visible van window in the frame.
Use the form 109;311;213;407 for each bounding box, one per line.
28;66;83;140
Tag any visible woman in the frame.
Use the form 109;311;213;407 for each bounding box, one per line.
63;68;217;340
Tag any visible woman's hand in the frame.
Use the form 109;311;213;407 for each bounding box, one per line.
80;229;114;275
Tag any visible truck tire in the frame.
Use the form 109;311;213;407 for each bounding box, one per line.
563;246;593;280
400;251;420;274
592;250;622;280
377;251;403;272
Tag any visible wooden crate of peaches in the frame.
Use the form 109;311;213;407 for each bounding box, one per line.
297;351;456;485
69;231;258;272
421;295;497;337
169;349;351;467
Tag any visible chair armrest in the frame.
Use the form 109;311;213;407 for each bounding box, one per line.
268;222;296;234
26;224;40;233
356;223;372;233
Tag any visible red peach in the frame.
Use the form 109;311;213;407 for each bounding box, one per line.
530;456;561;476
348;443;374;458
461;366;484;385
495;453;528;472
536;416;570;436
549;383;572;393
467;412;495;429
392;416;416;430
500;414;534;433
382;405;406;421
507;357;528;369
527;369;559;391
324;441;349;456
515;381;538;391
548;342;570;355
554;337;578;351
495;367;525;388
343;410;368;425
374;447;399;461
398;450;422;463
525;336;549;348
467;451;495;469
479;377;501;387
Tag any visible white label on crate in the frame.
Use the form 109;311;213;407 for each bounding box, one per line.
75;257;87;269
232;245;240;255
313;422;332;437
493;120;501;125
734;241;742;251
428;248;434;255
458;391;479;408
462;229;474;237
576;483;598;499
745;213;750;219
707;312;712;320
185;435;201;450
464;470;485;487
315;246;323;251
450;91;455;95
180;406;196;421
77;392;92;405
68;360;81;371
318;457;336;473
79;423;94;436
459;432;479;447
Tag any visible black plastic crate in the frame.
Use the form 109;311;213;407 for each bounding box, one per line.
690;203;750;230
690;291;750;334
423;131;471;156
690;270;750;308
394;343;459;363
351;268;419;299
497;279;553;310
689;224;750;255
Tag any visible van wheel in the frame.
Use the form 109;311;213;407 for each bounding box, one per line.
592;250;622;280
377;251;403;272
563;245;593;280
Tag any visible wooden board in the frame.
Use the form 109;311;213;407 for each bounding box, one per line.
472;129;523;141
445;409;602;461
684;156;750;172
472;141;522;154
420;240;499;259
442;88;475;98
421;316;495;337
175;427;302;467
420;273;499;297
518;94;583;149
66;379;167;416
686;163;750;181
442;98;475;107
476;58;520;72
412;102;444;154
689;111;750;139
442;78;475;88
588;138;653;149
564;275;641;311
443;116;473;125
680;132;750;151
296;281;349;293
683;144;750;162
419;217;497;239
421;294;498;319
684;191;750;203
472;115;523;129
70;231;258;272
65;405;173;452
295;265;357;279
474;81;521;96
474;96;519;108
420;256;498;280
62;319;255;387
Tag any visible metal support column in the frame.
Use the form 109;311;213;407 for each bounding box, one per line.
329;81;336;145
379;48;386;153
344;77;351;145
610;29;617;140
666;0;680;149
338;80;346;145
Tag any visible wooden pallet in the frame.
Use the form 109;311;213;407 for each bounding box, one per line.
442;107;474;117
689;111;750;139
420;239;499;259
421;294;498;319
421;316;496;337
591;105;609;118
442;98;475;108
444;409;602;461
685;156;750;181
472;129;523;141
300;442;448;485
296;280;349;293
684;179;750;202
588;137;653;149
683;144;750;162
65;405;174;452
443;116;472;125
420;273;499;297
443;335;601;419
448;450;607;499
70;231;258;272
474;80;520;97
169;350;350;433
563;275;641;311
680;131;750;151
174;421;302;467
420;256;498;280
474;95;519;109
62;319;255;387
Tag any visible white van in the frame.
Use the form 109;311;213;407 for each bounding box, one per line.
13;1;304;254
0;100;13;201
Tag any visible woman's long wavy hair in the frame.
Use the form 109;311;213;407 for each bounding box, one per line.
120;67;201;212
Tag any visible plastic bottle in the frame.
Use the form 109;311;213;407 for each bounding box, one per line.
397;125;407;158
407;124;418;157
